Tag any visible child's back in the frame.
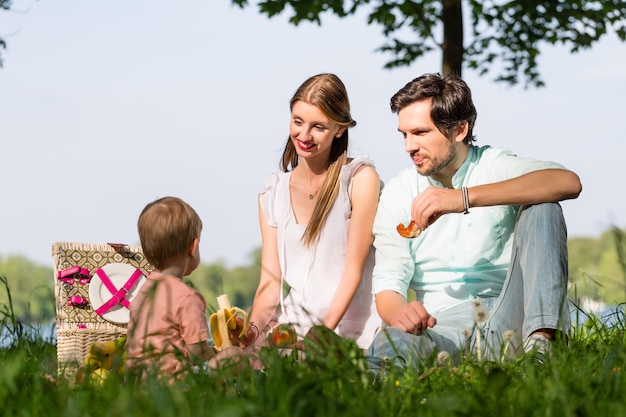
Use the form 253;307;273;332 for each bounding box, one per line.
126;271;210;376
125;196;212;379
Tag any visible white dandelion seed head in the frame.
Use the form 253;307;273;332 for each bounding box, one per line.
473;304;490;324
472;298;482;307
437;350;451;366
462;328;472;339
503;330;516;342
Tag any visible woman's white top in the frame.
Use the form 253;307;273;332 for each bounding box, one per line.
259;156;382;349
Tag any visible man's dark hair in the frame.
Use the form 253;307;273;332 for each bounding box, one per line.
390;73;477;144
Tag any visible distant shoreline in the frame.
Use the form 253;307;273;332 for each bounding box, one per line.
0;321;56;347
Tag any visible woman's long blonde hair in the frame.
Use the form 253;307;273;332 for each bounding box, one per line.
280;73;356;247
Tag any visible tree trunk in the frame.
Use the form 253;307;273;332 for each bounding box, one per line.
441;0;464;77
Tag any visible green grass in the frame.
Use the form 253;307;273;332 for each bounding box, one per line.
1;277;625;417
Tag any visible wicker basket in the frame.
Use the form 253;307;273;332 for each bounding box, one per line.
52;242;152;379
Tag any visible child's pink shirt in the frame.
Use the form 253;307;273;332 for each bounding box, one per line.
126;272;210;376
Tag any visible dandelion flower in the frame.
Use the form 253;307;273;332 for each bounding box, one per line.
395;380;400;387
472;303;490;324
462;328;473;339
501;330;517;362
503;330;516;342
437;350;451;366
471;300;489;363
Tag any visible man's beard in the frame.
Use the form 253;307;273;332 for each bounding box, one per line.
415;141;457;177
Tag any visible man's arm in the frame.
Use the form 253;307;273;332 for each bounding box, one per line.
411;169;582;231
467;168;581;207
371;171;433;334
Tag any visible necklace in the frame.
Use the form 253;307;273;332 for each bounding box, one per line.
295;168;325;201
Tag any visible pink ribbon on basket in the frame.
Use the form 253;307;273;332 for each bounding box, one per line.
57;265;90;285
94;267;143;316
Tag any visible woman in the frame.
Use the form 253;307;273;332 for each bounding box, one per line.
245;73;382;350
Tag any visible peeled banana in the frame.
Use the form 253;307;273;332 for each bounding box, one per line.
209;294;249;350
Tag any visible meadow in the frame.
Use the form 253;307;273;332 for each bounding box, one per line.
1;276;625;417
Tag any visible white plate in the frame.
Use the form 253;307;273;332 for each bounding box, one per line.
88;263;146;324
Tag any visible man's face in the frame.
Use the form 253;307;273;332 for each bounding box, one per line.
397;99;464;182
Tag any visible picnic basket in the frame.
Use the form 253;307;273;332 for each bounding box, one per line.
52;242;152;380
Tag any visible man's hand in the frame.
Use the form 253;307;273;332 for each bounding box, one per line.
410;186;464;231
387;300;437;335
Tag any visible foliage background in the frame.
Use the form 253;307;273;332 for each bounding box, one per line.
2;229;625;321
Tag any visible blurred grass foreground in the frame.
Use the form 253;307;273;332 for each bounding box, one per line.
1;274;626;417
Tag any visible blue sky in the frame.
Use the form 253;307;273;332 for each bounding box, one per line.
1;0;625;268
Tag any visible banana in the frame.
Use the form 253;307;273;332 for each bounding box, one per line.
209;294;249;350
210;308;231;349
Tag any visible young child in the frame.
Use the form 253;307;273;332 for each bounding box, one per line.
126;196;244;379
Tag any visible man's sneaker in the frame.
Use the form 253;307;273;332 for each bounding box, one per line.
523;334;552;364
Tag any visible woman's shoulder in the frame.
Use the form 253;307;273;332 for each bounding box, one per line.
341;156;381;201
345;155;375;169
342;156;378;181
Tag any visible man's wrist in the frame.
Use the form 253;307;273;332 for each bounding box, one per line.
462;186;470;214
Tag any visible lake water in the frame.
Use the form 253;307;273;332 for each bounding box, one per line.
0;321;56;347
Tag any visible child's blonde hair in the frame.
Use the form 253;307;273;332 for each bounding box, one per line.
138;196;202;270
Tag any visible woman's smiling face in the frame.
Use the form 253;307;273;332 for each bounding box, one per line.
290;100;344;162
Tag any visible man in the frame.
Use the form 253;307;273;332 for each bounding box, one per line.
367;73;582;369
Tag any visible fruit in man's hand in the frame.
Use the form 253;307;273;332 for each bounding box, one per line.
397;220;421;238
269;324;297;347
